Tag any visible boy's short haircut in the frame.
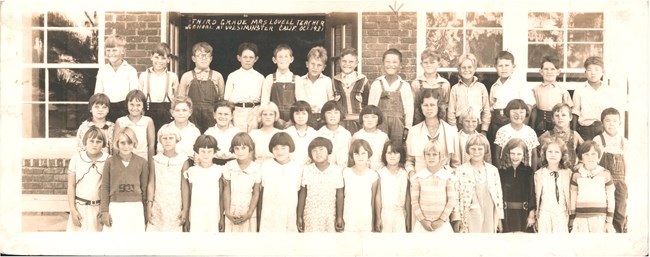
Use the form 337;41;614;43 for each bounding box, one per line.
504;99;530;118
171;95;193;110
359;105;384;125
576;140;601;160
289;100;313;124
551;103;571;115
538;136;570;169
114;127;138;149
540;55;560;69
83;126;107;148
308;136;333;161
268;131;295;153
459;106;479;123
320;100;345;122
157;123;181;143
600;107;620;122
152;42;173;58
193;134;219;153
229;132;255;154
583;56;604;69
348;139;373;167
105;35;126;48
238;42;259;57
382;48;402;62
192;42;213;55
273;44;293;57
495;50;515;64
423;139;448;161
381;140;406;166
340;48;358;58
214;100;235;113
457;53;478;69
125;89;147;105
307;46;328;64
421;48;442;62
88;93;111;112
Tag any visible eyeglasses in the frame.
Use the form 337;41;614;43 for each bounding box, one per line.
194;54;212;60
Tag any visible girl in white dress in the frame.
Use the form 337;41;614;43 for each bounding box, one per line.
258;132;302;232
352;105;389;170
145;124;187;232
377;141;410;232
285;101;319;167
222;132;261;232
249;102;282;163
181;135;224;232
297;137;345;232
342;139;382;232
114;90;155;161
67;127;109;232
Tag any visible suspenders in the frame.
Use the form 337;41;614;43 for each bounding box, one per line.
146;69;171;111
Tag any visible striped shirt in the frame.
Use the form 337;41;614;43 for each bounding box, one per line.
570;166;615;221
410;166;457;222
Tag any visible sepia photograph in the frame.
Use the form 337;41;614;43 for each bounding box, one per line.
0;0;648;255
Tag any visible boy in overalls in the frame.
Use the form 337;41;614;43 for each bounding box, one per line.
177;42;225;134
594;107;628;233
367;48;414;147
261;44;297;126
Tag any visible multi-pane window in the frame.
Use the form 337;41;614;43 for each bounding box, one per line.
527;12;604;83
425;12;503;69
23;12;102;138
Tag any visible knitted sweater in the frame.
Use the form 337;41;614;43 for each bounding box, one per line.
100;154;149;212
569;166;615;222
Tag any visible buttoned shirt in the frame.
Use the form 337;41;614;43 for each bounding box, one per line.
261;70;296;106
532;82;573;111
94;60;139;102
224;67;265;103
572;82;626;126
368;76;415;127
296;73;335;113
411;74;451;101
448;76;491;130
489;76;536;109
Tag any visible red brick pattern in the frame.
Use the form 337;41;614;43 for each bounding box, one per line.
105;12;162;72
22;159;70;195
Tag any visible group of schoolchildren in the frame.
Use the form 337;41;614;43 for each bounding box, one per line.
66;34;628;234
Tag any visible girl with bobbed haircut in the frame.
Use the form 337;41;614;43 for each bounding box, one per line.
504;99;530;119
307;137;333;161
466;133;492;165
229;132;256;156
268;131;295;153
320;100;346;122
348;138;373;168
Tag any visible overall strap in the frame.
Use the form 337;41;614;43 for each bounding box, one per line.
379;79;386;91
191;69;197;79
419;79;424;89
599;134;606;147
291;74;296;83
396;80;403;92
146;70;152;111
272;73;277;83
164;72;171;102
208;70;213;80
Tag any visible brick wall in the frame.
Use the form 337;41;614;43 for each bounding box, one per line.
22;12;161;195
105;12;162;72
23;159;70;195
361;12;417;82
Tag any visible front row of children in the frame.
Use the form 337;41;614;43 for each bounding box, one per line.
67;113;617;233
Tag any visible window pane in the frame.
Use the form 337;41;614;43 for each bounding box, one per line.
467;12;502;27
568;30;603;42
24;68;46;102
30;12;45;27
49;104;86;138
25;30;45;64
468;29;502;68
528;44;564;68
567;44;603;68
528;30;563;43
47;11;98;28
23;104;45;138
426;29;463;68
569;13;603;28
528;12;563;29
47;29;99;64
48;68;97;102
426;13;463;27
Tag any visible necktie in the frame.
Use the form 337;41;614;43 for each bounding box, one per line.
550;171;559;203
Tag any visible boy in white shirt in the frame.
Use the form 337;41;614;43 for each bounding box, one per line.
296;46;334;128
224;42;265;132
94;35;138;122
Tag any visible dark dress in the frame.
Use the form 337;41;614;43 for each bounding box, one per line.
499;165;536;232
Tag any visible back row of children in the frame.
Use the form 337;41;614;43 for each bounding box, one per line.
72;35;627;233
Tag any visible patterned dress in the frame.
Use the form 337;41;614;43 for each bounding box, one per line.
146;153;187;232
302;163;344;232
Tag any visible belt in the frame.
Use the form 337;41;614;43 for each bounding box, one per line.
234;102;260;108
504;201;527;210
75;196;101;205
